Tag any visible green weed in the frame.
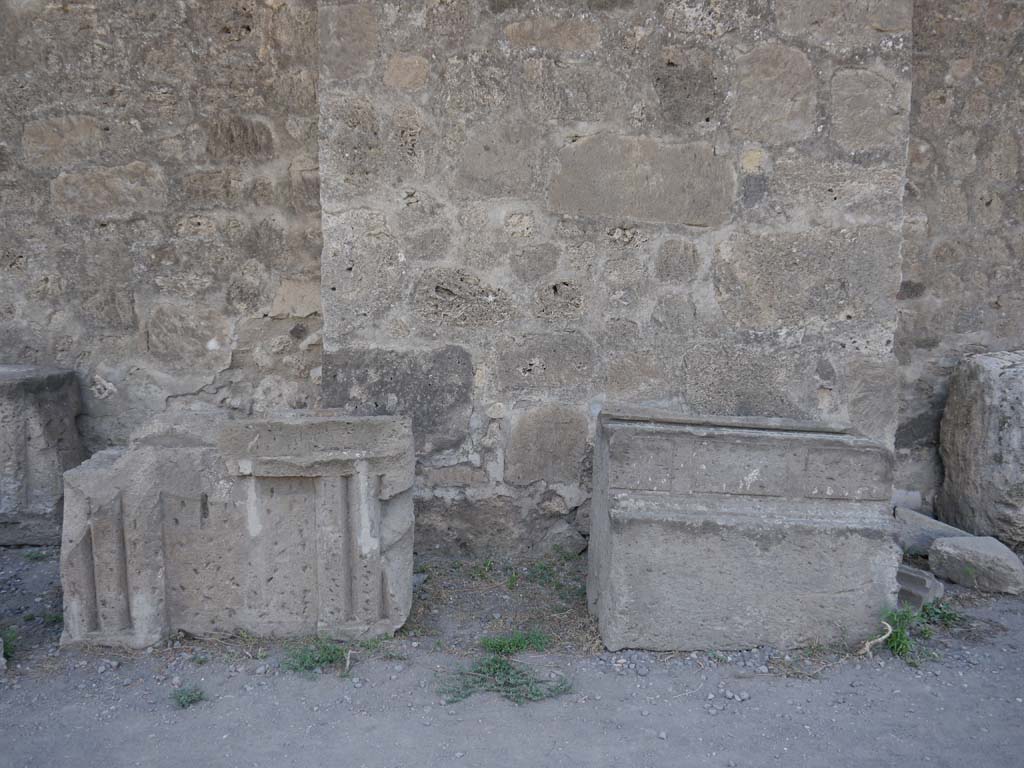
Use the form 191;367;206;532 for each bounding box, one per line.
1;627;15;660
283;636;348;673
172;685;206;709
21;550;49;562
481;629;551;656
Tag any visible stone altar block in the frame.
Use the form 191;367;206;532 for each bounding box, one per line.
61;411;414;649
587;409;900;651
1;365;84;545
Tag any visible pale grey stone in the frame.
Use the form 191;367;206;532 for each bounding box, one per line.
937;352;1024;553
587;409;899;651
929;536;1024;595
549;135;735;227
894;506;970;556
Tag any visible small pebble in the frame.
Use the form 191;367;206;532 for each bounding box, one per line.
658;731;667;740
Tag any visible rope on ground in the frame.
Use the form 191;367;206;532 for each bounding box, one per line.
857;621;892;658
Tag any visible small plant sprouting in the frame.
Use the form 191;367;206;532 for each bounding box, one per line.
282;636;348;673
21;550;50;562
1;627;15;660
885;601;962;665
172;685;206;709
481;629;551;656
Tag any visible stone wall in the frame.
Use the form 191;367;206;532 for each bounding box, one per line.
4;0;1016;555
893;0;1024;498
317;0;913;555
0;0;323;451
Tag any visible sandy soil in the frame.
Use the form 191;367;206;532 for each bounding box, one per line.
2;546;1022;768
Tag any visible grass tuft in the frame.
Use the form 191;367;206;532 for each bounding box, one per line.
481;629;550;656
885;601;963;665
21;550;50;562
1;627;15;660
172;685;206;709
282;636;347;673
439;655;570;705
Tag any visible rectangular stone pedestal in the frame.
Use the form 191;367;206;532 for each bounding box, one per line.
587;409;900;651
61;410;414;649
0;365;83;545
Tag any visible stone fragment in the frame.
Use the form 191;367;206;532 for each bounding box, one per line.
549;135;735;227
533;520;588;558
61;411;415;648
831;69;906;153
322;345;474;452
775;0;912;48
0;366;84;545
384;54;429;90
896;563;944;609
319;3;378;82
936;352;1024;553
205;115;274;161
495;332;596;395
505;403;588;486
731;44;816;145
504;18;601;51
21;115;106;168
270;279;320;318
587;409;899;651
894;506;969;556
51;162;168;217
928;536;1024;595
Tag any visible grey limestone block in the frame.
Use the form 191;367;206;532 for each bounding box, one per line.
587;408;900;651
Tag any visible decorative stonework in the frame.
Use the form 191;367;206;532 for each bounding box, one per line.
61;411;414;649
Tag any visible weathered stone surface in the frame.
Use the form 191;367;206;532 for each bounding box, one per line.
894;506;969;556
21;116;107;168
384;54;429;90
549;135;735;226
776;0;912;49
929;536;1024;595
0;366;84;545
731;44;816;145
936;352;1024;553
505;404;588;486
323;346;474;452
504;18;601;51
319;3;378;82
61;411;415;648
51;163;168;217
831;68;907;154
587;410;898;651
897;563;944;609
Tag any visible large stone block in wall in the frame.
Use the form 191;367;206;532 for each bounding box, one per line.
937;352;1024;554
0;366;84;545
587;409;899;651
60;411;414;649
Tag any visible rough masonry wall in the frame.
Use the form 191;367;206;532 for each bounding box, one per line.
0;0;323;451
318;0;914;555
894;0;1024;497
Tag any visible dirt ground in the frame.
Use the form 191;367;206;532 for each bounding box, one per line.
2;545;1023;768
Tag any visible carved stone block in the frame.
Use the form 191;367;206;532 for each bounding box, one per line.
587;409;900;651
61;411;414;648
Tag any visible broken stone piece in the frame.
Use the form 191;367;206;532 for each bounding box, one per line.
928;536;1024;595
0;365;84;545
894;506;970;556
897;563;945;609
937;351;1024;553
60;410;414;649
587;408;900;651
